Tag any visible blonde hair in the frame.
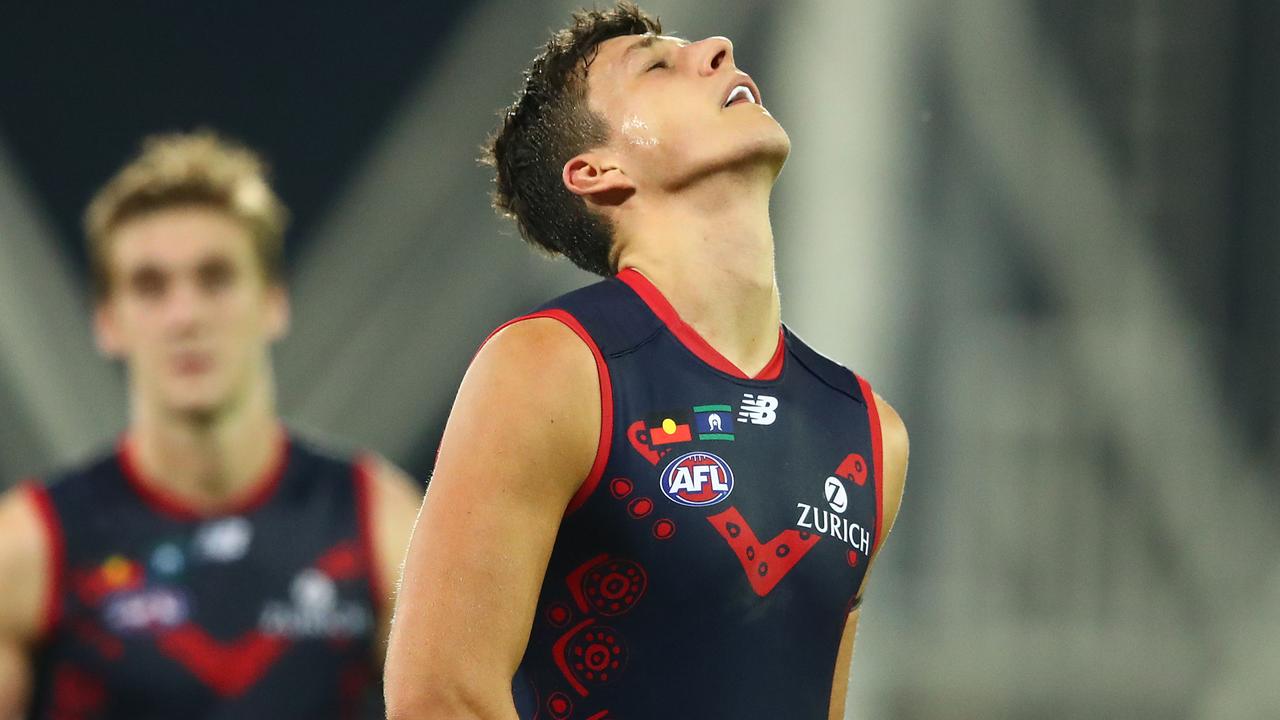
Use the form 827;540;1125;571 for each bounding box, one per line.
84;131;289;299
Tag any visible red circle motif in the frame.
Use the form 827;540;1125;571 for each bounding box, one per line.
652;519;676;540
627;497;653;518
610;477;633;499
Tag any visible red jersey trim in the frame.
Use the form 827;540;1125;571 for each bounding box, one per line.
117;427;290;521
353;456;386;619
855;375;885;553
482;310;614;516
24;481;65;640
616;267;785;381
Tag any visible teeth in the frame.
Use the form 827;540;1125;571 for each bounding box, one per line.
725;85;756;107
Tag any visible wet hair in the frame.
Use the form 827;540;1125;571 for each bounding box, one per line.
84;130;288;299
485;2;661;276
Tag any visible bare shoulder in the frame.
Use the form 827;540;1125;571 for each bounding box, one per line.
872;392;909;538
0;485;51;641
364;456;421;520
443;315;602;501
474;315;599;381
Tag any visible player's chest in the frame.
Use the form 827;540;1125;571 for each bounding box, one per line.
61;511;375;668
581;366;877;599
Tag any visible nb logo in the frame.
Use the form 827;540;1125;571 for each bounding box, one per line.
738;394;779;425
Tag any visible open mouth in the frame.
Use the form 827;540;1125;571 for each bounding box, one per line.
173;352;214;376
723;84;758;108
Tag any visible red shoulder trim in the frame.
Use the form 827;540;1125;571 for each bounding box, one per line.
483;310;613;516
118;427;289;520
617;268;785;381
352;456;386;619
855;375;885;553
24;481;64;640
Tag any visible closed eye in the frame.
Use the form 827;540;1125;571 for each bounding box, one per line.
646;60;669;72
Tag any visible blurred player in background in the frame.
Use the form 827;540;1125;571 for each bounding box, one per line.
0;132;421;718
386;3;908;719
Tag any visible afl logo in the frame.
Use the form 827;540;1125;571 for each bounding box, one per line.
825;476;849;513
660;452;734;507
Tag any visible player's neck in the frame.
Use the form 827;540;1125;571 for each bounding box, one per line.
127;372;283;509
617;179;780;377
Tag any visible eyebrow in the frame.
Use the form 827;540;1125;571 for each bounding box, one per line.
622;35;661;58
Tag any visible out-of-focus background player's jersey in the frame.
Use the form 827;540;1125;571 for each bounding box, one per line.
511;269;885;720
25;434;385;719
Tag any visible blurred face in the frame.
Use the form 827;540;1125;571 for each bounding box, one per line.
95;206;288;419
583;33;790;191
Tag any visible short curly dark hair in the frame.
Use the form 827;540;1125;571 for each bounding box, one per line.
485;2;661;276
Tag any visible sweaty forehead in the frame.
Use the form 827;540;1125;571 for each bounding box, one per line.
591;33;688;74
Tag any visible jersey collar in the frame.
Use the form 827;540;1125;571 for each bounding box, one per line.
617;267;785;381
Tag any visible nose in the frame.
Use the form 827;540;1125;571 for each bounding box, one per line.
163;279;205;335
691;36;735;76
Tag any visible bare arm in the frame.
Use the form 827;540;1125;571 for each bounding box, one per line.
364;457;423;667
0;486;53;719
829;393;908;719
384;318;600;719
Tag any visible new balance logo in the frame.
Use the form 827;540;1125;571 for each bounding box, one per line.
738;394;779;425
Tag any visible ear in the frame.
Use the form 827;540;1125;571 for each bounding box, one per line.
264;284;290;342
563;152;635;205
93;302;125;358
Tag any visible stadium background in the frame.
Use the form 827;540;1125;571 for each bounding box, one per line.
1;1;1276;718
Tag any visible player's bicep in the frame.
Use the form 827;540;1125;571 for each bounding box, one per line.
385;318;600;713
873;393;908;541
0;486;51;718
0;638;31;720
828;608;861;720
851;394;908;604
365;458;422;664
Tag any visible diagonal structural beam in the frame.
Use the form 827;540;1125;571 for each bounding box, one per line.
943;2;1278;716
0;135;124;484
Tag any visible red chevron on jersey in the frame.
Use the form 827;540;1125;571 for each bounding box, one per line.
156;624;288;697
50;664;107;716
835;453;869;486
313;540;363;581
707;506;822;597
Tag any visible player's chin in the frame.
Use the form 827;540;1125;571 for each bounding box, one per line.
732;132;791;177
161;383;231;419
759;130;791;168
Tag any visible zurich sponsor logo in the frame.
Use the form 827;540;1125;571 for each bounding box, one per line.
659;451;734;507
259;569;371;639
824;476;849;513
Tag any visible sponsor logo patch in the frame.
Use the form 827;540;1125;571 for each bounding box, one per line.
103;587;190;633
194;517;252;563
258;569;371;639
738;394;779;425
659;452;734;507
824;476;849;513
693;405;735;441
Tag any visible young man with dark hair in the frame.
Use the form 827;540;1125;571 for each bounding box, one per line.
0;132;421;718
386;3;908;718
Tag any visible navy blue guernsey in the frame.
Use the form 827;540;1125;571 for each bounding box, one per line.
24;431;385;720
509;269;885;720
